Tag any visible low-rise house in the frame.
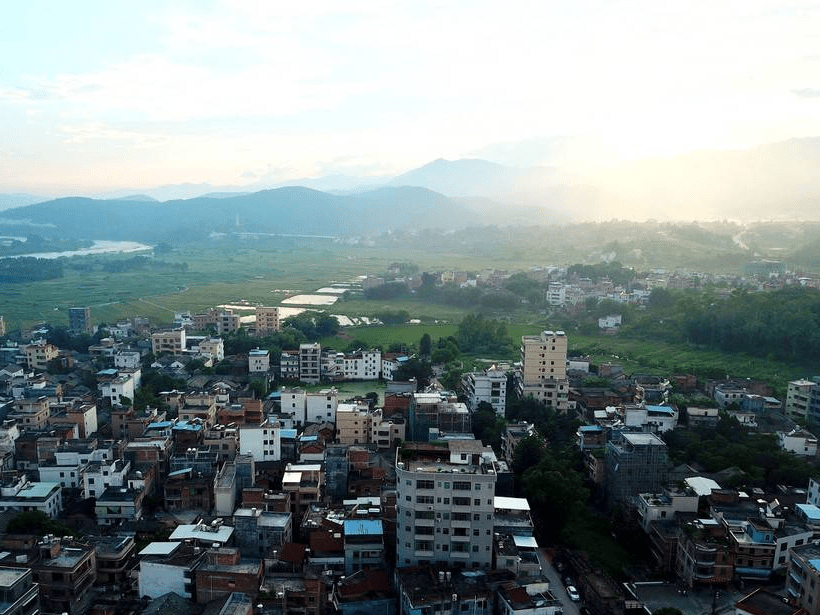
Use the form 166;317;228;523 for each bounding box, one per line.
194;548;263;605
137;542;205;600
89;534;136;589
343;518;384;574
779;429;818;457
164;468;213;512
169;520;235;548
686;406;719;428
332;569;395;615
0;475;62;518
95;486;144;525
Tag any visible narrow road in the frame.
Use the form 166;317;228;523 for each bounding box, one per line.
537;548;581;615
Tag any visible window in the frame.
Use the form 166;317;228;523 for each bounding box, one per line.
416;479;435;490
453;497;470;506
474;499;481;506
453;481;471;491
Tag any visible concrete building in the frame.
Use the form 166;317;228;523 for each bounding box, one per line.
255;306;280;336
0;567;39;615
395;439;497;568
779;429;819;457
407;393;470;442
248;348;270;373
300;343;321;384
32;537;96;615
336;402;373;445
343;349;382;380
518;331;569;411
786;379;816;421
98;372;136;406
238;419;282;462
233;507;293;557
787;542;820;612
280;350;299;380
68;306;92;335
0;475;62;518
196;337;225;362
462;366;507;417
137;542;205;600
604;432;669;509
151;329;186;355
114;350;142;370
22;342;59;371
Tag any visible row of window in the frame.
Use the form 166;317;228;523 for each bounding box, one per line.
410;479;484;491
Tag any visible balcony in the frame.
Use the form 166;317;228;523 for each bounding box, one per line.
450;534;471;542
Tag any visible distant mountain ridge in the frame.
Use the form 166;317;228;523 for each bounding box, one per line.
0;186;484;242
3;136;820;228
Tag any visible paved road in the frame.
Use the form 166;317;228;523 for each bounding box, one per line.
537;548;581;615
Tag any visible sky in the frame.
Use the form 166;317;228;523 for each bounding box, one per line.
1;0;820;196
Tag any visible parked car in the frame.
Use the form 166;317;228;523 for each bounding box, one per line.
567;586;581;602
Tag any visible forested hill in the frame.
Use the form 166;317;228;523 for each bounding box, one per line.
0;186;479;242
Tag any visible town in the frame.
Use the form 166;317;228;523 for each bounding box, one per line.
0;276;818;615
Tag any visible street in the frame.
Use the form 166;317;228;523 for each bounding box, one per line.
537;548;582;615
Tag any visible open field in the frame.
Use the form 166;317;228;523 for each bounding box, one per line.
0;238;538;331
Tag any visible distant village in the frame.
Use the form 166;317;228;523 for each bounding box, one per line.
0;283;819;615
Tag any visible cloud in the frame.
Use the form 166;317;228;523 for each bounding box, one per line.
793;88;820;98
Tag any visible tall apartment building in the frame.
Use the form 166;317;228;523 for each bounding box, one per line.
462;366;507;416
255;306;280;336
68;306;92;335
517;330;569;411
300;343;321;384
395;439;497;569
23;341;59;371
248;348;270;373
605;432;669;509
787;378;819;421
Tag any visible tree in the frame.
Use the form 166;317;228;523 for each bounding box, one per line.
419;333;432;358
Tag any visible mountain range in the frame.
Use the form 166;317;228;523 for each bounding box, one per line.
2;136;820;241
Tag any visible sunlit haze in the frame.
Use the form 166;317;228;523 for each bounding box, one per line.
2;1;820;198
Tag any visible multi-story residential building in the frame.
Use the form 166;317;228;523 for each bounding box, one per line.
336;402;373;445
623;404;678;433
396;564;495;615
0;315;5;337
83;458;130;499
32;537;96;615
306;389;338;425
0;567;39;615
248;348;270;373
89;534;136;588
196;337;224;362
300;343;321;384
113;350;141;370
98;371;137;407
395;439;497;568
151;329;187;355
68;306;92;335
462;366;507;416
786;379;816;421
194;548;263;605
280;350;300;380
343;349;381;380
0;476;62;518
635;486;698;532
676;517;734;588
8;396;50;429
344;518;384;574
604;432;669;509
22;341;59;372
282;463;323;517
518;331;569;411
255;306;280;336
137;542;206;600
94;486;145;526
407;393;470;442
233;507;293;557
779;428;819;457
543;282;565;307
787;542;820;612
238;419;282;462
808;378;820;427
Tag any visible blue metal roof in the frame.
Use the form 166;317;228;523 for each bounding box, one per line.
281;429;297;439
797;503;820;520
146;421;174;429
173;421;202;432
646;405;676;415
578;425;604;432
300;435;318;442
343;519;383;536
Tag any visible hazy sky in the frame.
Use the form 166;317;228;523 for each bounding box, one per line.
2;0;819;195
